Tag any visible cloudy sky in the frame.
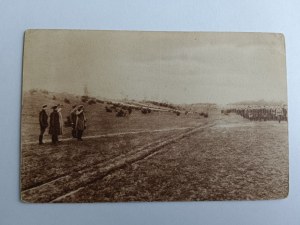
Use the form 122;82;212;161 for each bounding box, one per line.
23;30;287;104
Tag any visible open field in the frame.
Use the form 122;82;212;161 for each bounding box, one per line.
66;115;287;202
21;91;288;202
22;91;207;143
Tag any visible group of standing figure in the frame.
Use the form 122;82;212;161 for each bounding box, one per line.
39;104;87;145
223;105;288;123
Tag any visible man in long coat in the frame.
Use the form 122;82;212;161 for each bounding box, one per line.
75;105;87;141
39;104;48;144
70;105;77;138
57;104;64;136
49;105;61;144
276;105;284;123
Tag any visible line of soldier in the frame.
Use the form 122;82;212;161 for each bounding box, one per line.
222;105;288;123
39;104;87;145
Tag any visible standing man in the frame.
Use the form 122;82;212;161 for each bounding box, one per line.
276;105;284;123
57;104;64;137
49;105;61;145
283;105;288;121
39;104;48;145
75;105;87;141
70;105;77;138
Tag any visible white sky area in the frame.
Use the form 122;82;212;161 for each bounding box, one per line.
23;30;287;105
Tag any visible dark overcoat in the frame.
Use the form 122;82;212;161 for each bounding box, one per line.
70;109;77;124
75;110;86;131
39;110;48;128
49;111;61;135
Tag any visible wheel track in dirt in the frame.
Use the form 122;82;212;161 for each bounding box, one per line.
21;129;185;190
21;127;199;190
21;121;216;203
22;126;197;146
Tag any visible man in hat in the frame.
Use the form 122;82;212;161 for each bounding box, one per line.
57;104;64;136
283;104;288;121
70;105;77;138
39;104;48;144
49;105;61;144
276;105;284;123
75;105;87;141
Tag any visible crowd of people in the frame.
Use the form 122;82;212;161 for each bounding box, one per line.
38;104;87;145
222;105;288;123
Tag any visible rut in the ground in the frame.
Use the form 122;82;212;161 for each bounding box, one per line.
21;122;215;203
22;126;196;145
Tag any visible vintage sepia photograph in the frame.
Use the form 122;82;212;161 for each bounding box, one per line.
21;30;288;203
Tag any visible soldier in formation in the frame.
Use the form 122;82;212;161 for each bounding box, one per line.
223;105;288;123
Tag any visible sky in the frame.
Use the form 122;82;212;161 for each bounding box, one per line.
23;30;288;105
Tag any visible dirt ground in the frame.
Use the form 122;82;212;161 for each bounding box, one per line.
21;92;288;202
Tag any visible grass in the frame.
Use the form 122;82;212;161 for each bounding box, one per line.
59;115;288;202
21;90;289;202
21;130;183;191
22;91;207;143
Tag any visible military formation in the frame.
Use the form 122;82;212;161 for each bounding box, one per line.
38;104;87;145
222;105;288;123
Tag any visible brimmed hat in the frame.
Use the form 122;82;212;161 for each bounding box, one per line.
52;105;58;109
72;104;77;108
78;105;84;109
42;104;47;109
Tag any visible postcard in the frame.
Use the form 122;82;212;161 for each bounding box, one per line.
21;30;288;202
